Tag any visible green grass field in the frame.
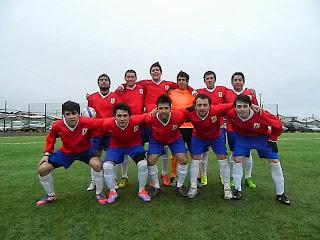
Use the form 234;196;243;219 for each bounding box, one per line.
0;133;319;240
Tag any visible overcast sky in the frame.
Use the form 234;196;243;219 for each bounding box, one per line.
0;0;319;117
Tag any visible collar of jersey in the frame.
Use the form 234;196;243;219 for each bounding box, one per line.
115;119;129;130
232;88;245;95
206;86;217;92
156;112;171;126
237;109;254;122
63;117;79;131
196;111;209;121
99;91;111;99
151;79;163;85
125;84;137;90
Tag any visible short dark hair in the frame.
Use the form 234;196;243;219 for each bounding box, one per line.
97;74;111;84
156;94;171;107
194;93;211;105
113;102;131;116
234;95;251;107
231;72;245;82
150;62;162;74
177;71;189;81
203;71;216;81
62;101;80;114
124;69;137;78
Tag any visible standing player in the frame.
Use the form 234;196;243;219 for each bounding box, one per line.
114;70;145;188
101;103;151;203
196;71;228;186
168;71;194;186
86;73;121;191
226;95;290;205
225;72;258;188
36;101;106;206
146;95;189;198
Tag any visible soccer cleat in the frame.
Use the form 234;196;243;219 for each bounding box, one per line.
232;189;242;200
138;190;151;202
119;177;128;188
224;187;233;200
107;191;118;204
175;186;188;197
170;177;177;187
96;192;108;205
86;180;96;191
245;178;257;188
187;187;199;198
36;194;57;206
201;176;208;186
219;175;225;186
276;193;290;205
149;187;160;198
230;178;235;187
161;174;170;187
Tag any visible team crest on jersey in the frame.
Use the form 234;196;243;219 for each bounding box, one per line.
211;116;217;123
82;128;88;135
172;125;178;130
164;85;170;91
139;89;143;94
133;125;139;132
218;92;223;97
253;123;260;129
110;98;115;104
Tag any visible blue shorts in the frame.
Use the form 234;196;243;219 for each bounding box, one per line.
227;131;237;151
105;145;146;164
233;135;279;160
90;136;110;153
48;149;97;169
148;137;187;156
190;134;227;156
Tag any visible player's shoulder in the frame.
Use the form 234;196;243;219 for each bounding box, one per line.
216;85;228;91
87;92;100;99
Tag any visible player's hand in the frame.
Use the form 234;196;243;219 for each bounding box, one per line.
191;90;198;97
251;104;263;114
117;85;124;91
86;93;90;100
38;155;49;166
249;88;256;95
268;141;278;153
149;108;158;117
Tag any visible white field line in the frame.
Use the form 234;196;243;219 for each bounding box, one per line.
279;138;320;141
0;142;44;145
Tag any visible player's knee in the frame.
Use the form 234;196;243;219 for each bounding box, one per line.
176;155;187;165
90;158;102;172
234;156;244;163
147;155;157;166
137;159;148;170
38;164;51;177
217;155;226;160
269;159;279;163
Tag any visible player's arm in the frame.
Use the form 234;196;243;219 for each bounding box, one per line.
260;111;283;141
211;103;234;116
40;124;58;166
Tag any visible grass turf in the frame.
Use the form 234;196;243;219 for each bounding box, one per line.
0;133;319;239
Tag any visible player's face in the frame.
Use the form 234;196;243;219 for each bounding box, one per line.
157;103;171;121
195;98;210;117
64;111;79;128
232;75;245;91
204;74;216;89
235;101;250;118
115;109;129;128
125;73;137;87
150;67;162;82
98;76;110;91
177;77;188;90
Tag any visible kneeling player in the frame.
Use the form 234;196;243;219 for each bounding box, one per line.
226;95;290;205
102;103;151;203
36;101;106;206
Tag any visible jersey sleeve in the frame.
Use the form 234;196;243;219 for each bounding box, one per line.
44;123;59;154
260;111;282;141
211;103;234;116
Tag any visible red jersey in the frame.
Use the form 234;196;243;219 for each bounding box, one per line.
102;115;146;148
87;91;121;118
197;86;227;104
114;84;145;115
183;103;233;140
225;88;258;132
145;110;185;145
226;109;282;141
45;117;103;154
138;79;178;112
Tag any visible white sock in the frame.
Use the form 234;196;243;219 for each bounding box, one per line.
121;155;129;178
233;162;243;191
39;174;55;196
92;170;104;195
190;160;200;188
270;161;285;195
103;162;116;192
177;164;188;188
114;164;118;182
218;159;231;188
243;154;253;179
137;160;148;192
229;153;234;178
201;152;208;177
148;165;160;188
90;167;95;183
161;146;169;175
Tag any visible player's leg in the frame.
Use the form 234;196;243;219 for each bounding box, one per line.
244;151;256;188
232;155;244;199
160;145;170;186
119;154;129;188
200;151;208;185
86;137;103;191
227;131;236;187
